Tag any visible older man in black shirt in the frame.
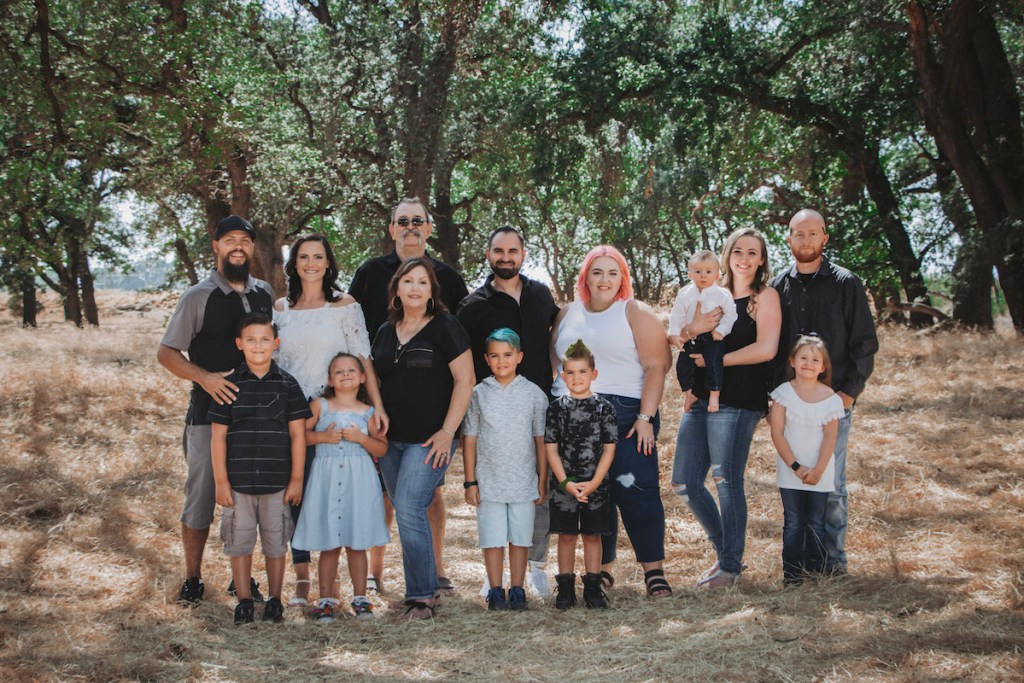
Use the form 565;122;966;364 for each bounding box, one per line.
458;225;559;595
771;209;878;575
348;198;468;592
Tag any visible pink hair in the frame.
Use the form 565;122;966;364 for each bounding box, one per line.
576;245;634;306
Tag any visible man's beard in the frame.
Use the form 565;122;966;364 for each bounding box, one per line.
490;262;520;280
793;247;823;264
222;258;251;284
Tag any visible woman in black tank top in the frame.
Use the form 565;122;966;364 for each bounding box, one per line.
670;228;782;589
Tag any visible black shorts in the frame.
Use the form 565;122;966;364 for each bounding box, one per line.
548;484;612;536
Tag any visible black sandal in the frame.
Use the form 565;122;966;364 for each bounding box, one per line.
644;569;673;598
600;571;615;589
402;599;436;620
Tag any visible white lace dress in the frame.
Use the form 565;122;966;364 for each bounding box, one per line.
273;300;372;400
769;382;845;493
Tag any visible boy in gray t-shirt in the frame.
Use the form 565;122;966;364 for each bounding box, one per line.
463;329;549;612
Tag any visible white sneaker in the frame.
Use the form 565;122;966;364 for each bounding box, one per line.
527;562;551;597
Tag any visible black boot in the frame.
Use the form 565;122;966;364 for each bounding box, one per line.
583;572;608;609
554;573;577;610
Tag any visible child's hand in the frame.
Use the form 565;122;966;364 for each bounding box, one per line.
340;423;363;444
215;482;234;508
711;330;724;341
464;485;480;507
667;334;683;350
566;480;589;502
320;422;344;444
284;479;303;506
800;467;823;486
534;483;548;506
683;390;697;414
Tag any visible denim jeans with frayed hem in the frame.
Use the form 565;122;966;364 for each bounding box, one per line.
824;408;853;571
779;487;829;582
599;394;666;565
377;440;451;600
672;401;760;575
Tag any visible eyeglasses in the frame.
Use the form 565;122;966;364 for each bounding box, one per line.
393;217;427;227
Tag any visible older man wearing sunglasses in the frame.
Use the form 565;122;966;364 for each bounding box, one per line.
349;197;469;595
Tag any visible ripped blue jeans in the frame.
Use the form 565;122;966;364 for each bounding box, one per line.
598;394;666;565
671;401;760;575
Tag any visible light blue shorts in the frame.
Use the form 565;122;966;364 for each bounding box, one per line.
477;500;535;549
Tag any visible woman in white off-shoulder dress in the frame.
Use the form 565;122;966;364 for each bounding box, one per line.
274;234;389;606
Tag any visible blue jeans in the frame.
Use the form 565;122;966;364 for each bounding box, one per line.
377;440;451;600
290;444;315;565
672;401;760;575
599;394;666;565
779;488;828;582
825;409;853;571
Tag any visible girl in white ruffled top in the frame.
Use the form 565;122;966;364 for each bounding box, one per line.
274;234;389;606
768;335;845;585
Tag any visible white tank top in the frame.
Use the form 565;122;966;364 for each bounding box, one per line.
552;299;644;399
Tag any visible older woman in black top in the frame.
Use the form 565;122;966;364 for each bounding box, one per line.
371;257;474;619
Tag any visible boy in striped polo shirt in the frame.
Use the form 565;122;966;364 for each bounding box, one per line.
208;313;311;624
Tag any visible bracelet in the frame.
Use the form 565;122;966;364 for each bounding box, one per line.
440;426;455;437
463;480;478;489
558;475;577;491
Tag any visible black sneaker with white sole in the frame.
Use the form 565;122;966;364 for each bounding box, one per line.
234;599;255;625
177;576;205;607
226;577;265;603
262;597;284;623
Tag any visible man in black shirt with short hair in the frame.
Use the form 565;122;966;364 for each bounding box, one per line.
458;225;559;596
771;209;878;575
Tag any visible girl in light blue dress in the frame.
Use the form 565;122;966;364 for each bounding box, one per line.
293;353;389;621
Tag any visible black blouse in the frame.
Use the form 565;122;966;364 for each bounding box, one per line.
371;313;471;443
692;295;769;414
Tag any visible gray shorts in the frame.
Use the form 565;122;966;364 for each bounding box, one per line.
220;490;293;558
181;425;215;529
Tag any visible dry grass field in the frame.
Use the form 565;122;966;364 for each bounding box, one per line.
1;291;1022;682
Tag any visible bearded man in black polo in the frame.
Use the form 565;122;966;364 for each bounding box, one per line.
158;215;275;606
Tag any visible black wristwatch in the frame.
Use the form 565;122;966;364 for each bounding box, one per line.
789;461;801;472
463;480;478;489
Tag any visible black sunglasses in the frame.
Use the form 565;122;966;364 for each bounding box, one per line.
394;217;427;227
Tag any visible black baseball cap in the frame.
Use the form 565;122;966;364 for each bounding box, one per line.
214;215;257;240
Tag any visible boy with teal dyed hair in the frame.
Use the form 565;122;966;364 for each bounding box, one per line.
462;328;549;611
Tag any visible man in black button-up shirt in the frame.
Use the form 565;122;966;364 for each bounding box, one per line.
457;225;560;596
457;226;559;398
348;198;468;591
771;209;878;575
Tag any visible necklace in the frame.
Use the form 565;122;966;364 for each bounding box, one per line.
395;316;430;362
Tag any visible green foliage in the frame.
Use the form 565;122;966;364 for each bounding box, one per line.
0;0;1020;326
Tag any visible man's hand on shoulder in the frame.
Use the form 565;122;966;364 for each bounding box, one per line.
200;370;239;405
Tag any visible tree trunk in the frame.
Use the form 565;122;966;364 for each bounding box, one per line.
174;237;199;285
59;267;82;326
67;215;100;326
79;257;99;326
932;152;993;327
430;151;461;268
20;270;37;328
852;142;931;325
906;0;1024;331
